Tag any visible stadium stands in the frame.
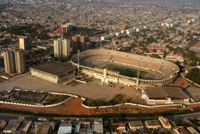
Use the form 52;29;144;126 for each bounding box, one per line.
71;49;179;87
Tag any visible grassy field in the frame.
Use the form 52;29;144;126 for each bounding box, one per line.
105;64;147;78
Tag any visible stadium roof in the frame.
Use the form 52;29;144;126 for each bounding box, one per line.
32;61;76;76
144;87;188;99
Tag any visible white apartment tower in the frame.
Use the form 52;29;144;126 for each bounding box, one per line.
15;50;26;74
3;51;16;74
19;36;30;50
54;38;71;59
3;50;25;75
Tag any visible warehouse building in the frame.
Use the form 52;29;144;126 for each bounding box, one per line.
141;87;189;105
30;61;76;83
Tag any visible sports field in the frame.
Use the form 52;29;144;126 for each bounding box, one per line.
104;64;147;78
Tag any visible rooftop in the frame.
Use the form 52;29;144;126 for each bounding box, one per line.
3;120;21;133
57;123;72;134
186;87;200;102
0;120;7;129
144;87;188;99
31;61;76;76
129;121;143;127
145;120;161;126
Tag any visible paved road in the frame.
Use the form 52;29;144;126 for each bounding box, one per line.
1;112;200;122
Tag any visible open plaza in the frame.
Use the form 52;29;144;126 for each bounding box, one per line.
0;73;141;101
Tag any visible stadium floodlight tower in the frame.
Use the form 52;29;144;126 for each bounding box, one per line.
77;49;80;75
136;69;140;90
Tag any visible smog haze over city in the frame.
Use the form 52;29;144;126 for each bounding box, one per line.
0;0;200;133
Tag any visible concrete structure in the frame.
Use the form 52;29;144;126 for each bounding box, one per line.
3;50;16;74
57;123;72;134
18;121;32;134
14;50;26;74
0;120;7;130
187;127;199;134
3;50;25;75
71;48;180;87
30;61;76;83
93;119;103;134
142;87;189;105
19;36;30;50
128;121;144;131
144;120;161;129
3;119;21;134
54;38;71;59
34;122;53;134
158;116;171;129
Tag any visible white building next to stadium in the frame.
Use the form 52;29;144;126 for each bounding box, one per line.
141;87;189;105
30;61;76;83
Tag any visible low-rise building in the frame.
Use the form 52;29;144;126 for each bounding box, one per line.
116;123;126;133
128;121;144;131
142;87;189;105
178;126;190;134
158;117;171;129
57;123;72;134
33;121;54;134
187;127;199;134
30;61;76;83
3;120;21;134
0;120;7;131
145;120;161;129
93;119;103;134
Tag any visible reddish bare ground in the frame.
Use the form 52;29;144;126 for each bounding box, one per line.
0;98;190;115
173;77;189;87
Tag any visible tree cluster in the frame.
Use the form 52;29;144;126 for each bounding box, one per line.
185;68;200;84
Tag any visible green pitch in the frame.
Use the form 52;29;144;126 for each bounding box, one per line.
104;64;147;78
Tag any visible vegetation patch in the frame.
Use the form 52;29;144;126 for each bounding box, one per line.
83;94;135;107
43;94;70;105
185;68;200;85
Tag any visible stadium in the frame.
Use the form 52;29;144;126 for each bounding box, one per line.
71;49;179;87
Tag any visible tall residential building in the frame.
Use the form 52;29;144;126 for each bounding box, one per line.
62;39;71;58
59;23;73;34
54;38;71;59
3;50;16;74
19;36;30;50
54;39;62;58
3;50;26;75
71;35;88;52
15;50;26;74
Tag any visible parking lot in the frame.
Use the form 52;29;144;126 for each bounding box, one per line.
0;73;141;101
